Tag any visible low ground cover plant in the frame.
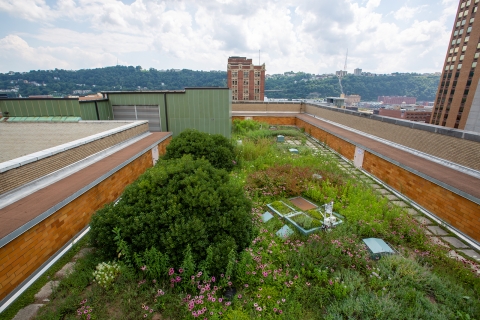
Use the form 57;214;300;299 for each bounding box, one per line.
30;121;480;320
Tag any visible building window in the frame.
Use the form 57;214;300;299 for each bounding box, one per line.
456;39;461;44
450;48;454;53
456;21;461;27
445;66;449;71
448;57;452;62
462;19;466;25
254;71;260;77
450;65;454;70
465;36;470;42
232;71;237;77
467;0;471;5
475;52;479;59
460;29;464;35
458;64;462;69
243;96;248;100
243;71;249;77
477;43;480;48
475;7;478;12
467;26;472;33
232;80;237;85
453;56;457;61
454;30;459;36
473;62;478;68
455;47;459;53
462;45;467;51
243;80;248;85
470;18;475;23
460;55;464;61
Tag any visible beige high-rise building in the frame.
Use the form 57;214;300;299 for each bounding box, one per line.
431;0;480;132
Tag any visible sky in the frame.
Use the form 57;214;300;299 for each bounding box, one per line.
0;0;459;74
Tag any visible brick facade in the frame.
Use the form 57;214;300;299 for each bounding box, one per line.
227;57;265;101
0;123;149;195
0;136;171;301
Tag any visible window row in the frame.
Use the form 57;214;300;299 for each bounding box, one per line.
456;17;475;27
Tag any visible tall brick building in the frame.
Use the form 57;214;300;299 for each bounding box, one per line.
378;96;417;104
227;56;265;101
431;0;480;132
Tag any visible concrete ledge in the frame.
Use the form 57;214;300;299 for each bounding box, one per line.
0;121;148;173
304;103;480;142
0;132;171;249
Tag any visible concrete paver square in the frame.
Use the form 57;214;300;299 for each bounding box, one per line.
376;189;390;195
34;281;59;301
430;237;449;248
55;262;75;278
391;201;408;208
13;304;44;320
427;225;449;236
405;208;418;215
385;194;400;201
459;249;480;261
413;215;433;225
370;184;381;189
442;237;469;248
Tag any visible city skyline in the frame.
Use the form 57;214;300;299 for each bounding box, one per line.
0;0;458;74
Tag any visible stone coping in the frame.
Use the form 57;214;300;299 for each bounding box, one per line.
0;121;148;173
0;132;171;248
232;102;480;142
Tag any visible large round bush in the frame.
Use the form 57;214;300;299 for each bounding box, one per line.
90;155;253;273
163;129;236;171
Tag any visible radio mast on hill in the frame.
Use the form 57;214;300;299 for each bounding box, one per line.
337;49;348;96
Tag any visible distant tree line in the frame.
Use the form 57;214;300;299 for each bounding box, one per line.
0;66;439;101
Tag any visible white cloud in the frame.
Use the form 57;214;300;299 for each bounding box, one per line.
0;0;458;74
393;5;422;21
0;35;118;71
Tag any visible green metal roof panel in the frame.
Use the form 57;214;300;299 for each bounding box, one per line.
363;238;394;254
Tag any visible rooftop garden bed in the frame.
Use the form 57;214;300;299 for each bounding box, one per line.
6;121;480;320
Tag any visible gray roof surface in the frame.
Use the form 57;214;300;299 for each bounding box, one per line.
0;122;127;163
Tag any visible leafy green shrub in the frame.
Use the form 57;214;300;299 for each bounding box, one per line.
92;261;121;289
90;156;253;274
164;129;235;171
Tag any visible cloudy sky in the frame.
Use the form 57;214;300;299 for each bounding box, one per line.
0;0;458;74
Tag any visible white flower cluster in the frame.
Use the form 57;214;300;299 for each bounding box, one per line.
92;261;121;289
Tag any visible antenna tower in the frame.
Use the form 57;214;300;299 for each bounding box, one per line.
337;49;348;96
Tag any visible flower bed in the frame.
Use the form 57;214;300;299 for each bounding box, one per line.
23;121;480;320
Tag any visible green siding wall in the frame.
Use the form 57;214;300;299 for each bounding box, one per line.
167;89;231;138
0;100;81;118
0;89;231;137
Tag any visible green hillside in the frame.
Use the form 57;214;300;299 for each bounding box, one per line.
0;66;439;101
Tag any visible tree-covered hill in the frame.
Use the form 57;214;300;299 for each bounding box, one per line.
0;66;439;101
265;72;440;101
